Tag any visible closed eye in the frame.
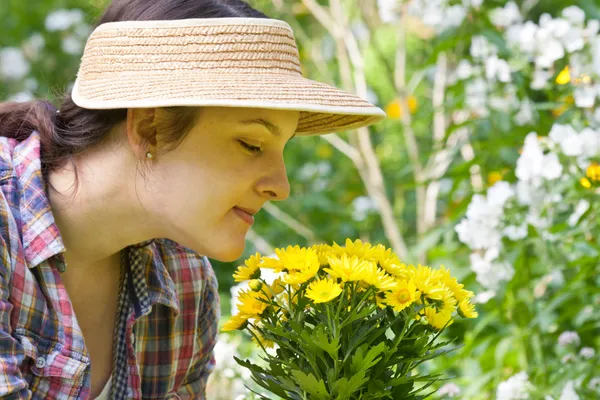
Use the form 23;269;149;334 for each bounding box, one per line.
238;140;263;155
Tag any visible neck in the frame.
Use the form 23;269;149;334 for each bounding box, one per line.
47;139;161;269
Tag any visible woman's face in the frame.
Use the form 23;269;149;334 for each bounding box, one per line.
147;106;300;262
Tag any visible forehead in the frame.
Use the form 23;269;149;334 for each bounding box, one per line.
196;106;300;136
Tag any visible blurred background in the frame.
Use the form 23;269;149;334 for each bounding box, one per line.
2;0;599;399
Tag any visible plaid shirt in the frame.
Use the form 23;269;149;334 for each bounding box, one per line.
0;131;220;399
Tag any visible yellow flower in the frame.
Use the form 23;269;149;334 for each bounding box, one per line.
586;162;600;181
305;278;343;303
409;264;447;301
331;239;379;261
385;96;418;119
324;253;373;282
248;279;262;292
360;262;398;291
488;171;503;186
458;298;478;318
555;66;571;85
580;177;592;188
236;289;268;316
233;252;262;282
311;243;334;266
436;265;473;302
221;314;249;332
423;307;453;330
384;279;418;312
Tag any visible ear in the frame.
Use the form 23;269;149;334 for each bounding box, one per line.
126;108;158;157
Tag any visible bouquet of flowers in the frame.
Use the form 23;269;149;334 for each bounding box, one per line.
222;239;478;399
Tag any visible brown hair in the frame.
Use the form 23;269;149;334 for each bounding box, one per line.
0;0;269;191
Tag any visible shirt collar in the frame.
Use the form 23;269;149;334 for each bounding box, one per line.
12;131;180;315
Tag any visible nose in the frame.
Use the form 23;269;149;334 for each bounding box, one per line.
257;157;290;201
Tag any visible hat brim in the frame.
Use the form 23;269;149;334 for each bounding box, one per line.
72;72;386;135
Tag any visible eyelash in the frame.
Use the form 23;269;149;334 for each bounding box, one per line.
238;140;263;155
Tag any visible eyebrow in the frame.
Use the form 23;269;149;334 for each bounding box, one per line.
238;118;296;140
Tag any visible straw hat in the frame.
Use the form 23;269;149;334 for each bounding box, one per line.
71;17;386;135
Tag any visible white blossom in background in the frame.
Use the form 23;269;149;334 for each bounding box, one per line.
579;347;595;359
0;47;30;80
61;35;84;55
22;33;45;61
438;382;461;397
496;371;534;400
8;92;34;102
559;381;580;400
352;196;377;222
377;0;399;24
558;331;581;347
490;1;522;28
588;377;600;391
516;133;563;186
407;0;466;33
470;250;515;291
470;35;497;60
45;9;84;32
515;99;534;126
472;289;496;304
485;54;512;83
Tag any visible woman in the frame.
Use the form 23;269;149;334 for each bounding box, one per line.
0;0;385;399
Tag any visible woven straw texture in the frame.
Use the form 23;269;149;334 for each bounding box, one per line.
72;18;386;135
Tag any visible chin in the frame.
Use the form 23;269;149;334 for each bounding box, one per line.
209;245;246;263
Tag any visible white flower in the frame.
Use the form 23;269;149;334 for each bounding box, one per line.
45;9;84;32
562;6;586;25
490;2;522;28
8;91;34;102
559;381;579;400
561;353;577;363
377;0;399;24
472;289;496;304
516;133;563;185
0;47;30;80
462;0;483;7
470;251;515;291
503;224;528;240
22;32;45;60
456;59;474;80
579;347;595;359
574;85;596;108
579;128;600;157
568;199;590;226
352;196;377;222
531;68;551;90
61;35;84;55
534;37;564;68
497;371;534;400
470;35;496;59
485;55;512;83
558;331;581;347
488;181;515;206
562;27;585;53
549;124;583;156
438;382;461;397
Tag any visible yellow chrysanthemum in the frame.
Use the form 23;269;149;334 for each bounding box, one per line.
384;279;418;312
580;177;592;188
331;239;379;261
360;262;398;291
305;278;343;303
221;314;249;332
371;245;410;278
311;243;333;265
324;253;373;282
236;289;268;316
422;307;453;330
409;264;447;301
233;252;262;282
458;298;478;318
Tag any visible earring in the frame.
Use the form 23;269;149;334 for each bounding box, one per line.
146;151;154;159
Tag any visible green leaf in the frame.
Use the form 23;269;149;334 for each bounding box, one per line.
290;370;330;400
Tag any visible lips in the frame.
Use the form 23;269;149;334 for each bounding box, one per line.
233;207;255;224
